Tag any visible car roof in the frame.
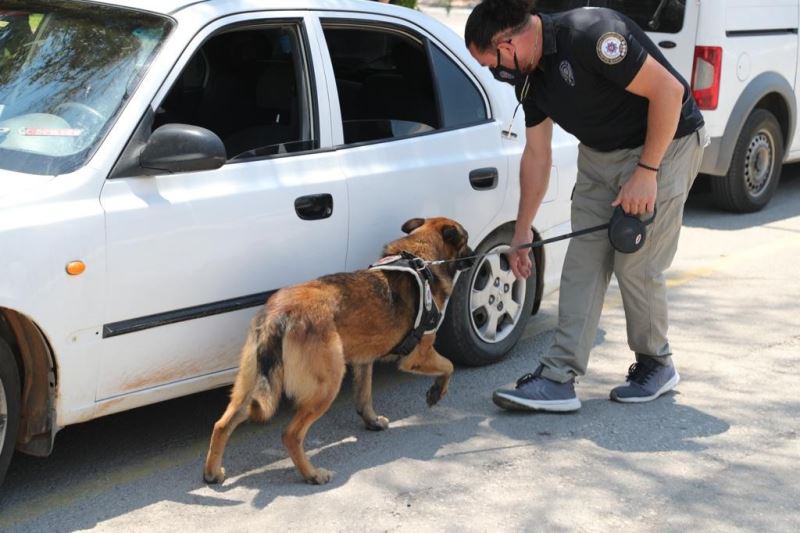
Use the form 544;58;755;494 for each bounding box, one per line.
92;0;399;17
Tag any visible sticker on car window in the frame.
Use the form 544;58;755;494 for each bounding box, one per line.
18;127;82;137
0;104;5;119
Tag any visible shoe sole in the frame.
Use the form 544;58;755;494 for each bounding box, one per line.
610;371;680;403
493;391;581;412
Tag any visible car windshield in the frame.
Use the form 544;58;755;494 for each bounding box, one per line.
0;1;172;175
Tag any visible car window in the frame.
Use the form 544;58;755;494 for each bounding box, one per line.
428;43;488;128
0;1;171;175
531;1;685;34
322;24;443;145
154;23;316;162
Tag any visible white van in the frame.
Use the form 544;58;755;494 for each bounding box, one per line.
534;0;800;213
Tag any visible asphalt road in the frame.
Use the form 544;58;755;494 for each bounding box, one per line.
1;167;799;532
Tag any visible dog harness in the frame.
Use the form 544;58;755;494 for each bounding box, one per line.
369;251;449;356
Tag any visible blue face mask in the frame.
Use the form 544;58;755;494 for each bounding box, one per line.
490;48;525;86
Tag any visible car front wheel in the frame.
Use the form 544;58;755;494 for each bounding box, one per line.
0;338;21;488
436;226;538;366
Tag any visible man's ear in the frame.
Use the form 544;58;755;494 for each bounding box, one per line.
442;225;460;245
401;218;425;234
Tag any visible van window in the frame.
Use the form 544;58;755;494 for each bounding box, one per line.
531;1;685;34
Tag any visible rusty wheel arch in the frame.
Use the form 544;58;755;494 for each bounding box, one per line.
0;308;58;457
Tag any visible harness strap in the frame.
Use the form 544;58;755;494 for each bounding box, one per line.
369;251;444;356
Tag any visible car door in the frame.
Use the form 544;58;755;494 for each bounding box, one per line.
315;13;512;269
97;14;347;400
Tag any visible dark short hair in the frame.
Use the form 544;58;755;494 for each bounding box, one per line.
465;0;534;52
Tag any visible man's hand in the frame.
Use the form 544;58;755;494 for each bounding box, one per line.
510;227;534;279
612;166;657;215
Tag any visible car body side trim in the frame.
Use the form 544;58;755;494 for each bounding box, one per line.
102;291;275;338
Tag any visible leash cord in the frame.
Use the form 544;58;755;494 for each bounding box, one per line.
426;220;610;267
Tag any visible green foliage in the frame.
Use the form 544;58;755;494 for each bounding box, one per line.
393;0;418;8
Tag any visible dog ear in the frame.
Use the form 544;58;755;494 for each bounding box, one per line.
401;218;425;234
442;225;461;245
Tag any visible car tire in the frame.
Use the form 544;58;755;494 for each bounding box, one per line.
712;109;784;213
436;226;538;366
0;338;21;488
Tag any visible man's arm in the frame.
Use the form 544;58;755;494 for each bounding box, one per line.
613;55;684;215
511;118;553;279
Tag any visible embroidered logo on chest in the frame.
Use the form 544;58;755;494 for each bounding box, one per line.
597;32;628;65
559;60;576;86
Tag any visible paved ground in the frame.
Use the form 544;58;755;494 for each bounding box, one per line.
1;165;799;531
3;7;799;529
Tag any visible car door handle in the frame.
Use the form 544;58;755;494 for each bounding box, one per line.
295;194;333;220
658;40;677;49
469;168;498;190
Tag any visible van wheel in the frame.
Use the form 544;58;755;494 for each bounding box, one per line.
712;109;784;213
436;226;537;366
0;338;21;487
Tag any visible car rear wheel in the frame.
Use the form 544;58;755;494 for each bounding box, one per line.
712;109;784;213
436;226;538;366
0;338;21;488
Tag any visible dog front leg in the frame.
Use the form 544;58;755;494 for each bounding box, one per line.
397;336;454;407
352;363;389;430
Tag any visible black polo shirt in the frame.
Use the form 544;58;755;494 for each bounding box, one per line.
519;8;704;151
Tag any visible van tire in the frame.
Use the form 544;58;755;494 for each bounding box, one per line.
435;226;537;367
712;109;784;213
0;338;21;488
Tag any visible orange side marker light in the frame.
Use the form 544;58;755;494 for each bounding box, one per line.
66;261;86;276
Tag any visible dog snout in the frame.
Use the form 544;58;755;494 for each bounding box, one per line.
456;246;476;270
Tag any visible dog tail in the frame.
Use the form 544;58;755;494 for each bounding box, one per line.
247;310;286;423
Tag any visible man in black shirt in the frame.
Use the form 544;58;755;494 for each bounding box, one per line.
465;0;707;412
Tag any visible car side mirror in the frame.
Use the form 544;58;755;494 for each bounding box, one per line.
140;124;226;173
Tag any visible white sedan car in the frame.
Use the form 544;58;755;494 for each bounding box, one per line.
0;0;577;485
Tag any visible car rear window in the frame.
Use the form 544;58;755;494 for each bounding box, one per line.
531;1;686;34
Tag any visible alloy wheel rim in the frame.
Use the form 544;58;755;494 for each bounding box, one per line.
744;130;775;197
468;245;526;343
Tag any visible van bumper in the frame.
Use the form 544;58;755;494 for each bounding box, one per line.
699;136;728;176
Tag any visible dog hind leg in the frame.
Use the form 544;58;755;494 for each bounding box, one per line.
282;326;345;485
203;381;254;484
204;319;284;484
353;363;389;430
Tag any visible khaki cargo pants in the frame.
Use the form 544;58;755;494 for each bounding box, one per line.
539;127;708;384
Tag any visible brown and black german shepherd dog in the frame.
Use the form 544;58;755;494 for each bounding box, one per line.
203;217;474;485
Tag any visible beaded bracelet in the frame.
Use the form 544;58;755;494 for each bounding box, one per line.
637;162;659;172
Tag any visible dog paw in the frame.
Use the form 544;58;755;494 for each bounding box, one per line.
365;416;390;431
203;467;226;484
426;383;444;406
305;468;333;485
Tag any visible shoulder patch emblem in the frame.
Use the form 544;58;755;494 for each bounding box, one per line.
559;60;576;87
597;32;628;65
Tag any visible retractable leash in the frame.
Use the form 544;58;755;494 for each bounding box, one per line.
427;206;657;267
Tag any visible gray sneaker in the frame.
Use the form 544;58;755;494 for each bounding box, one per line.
610;359;680;403
493;365;581;412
